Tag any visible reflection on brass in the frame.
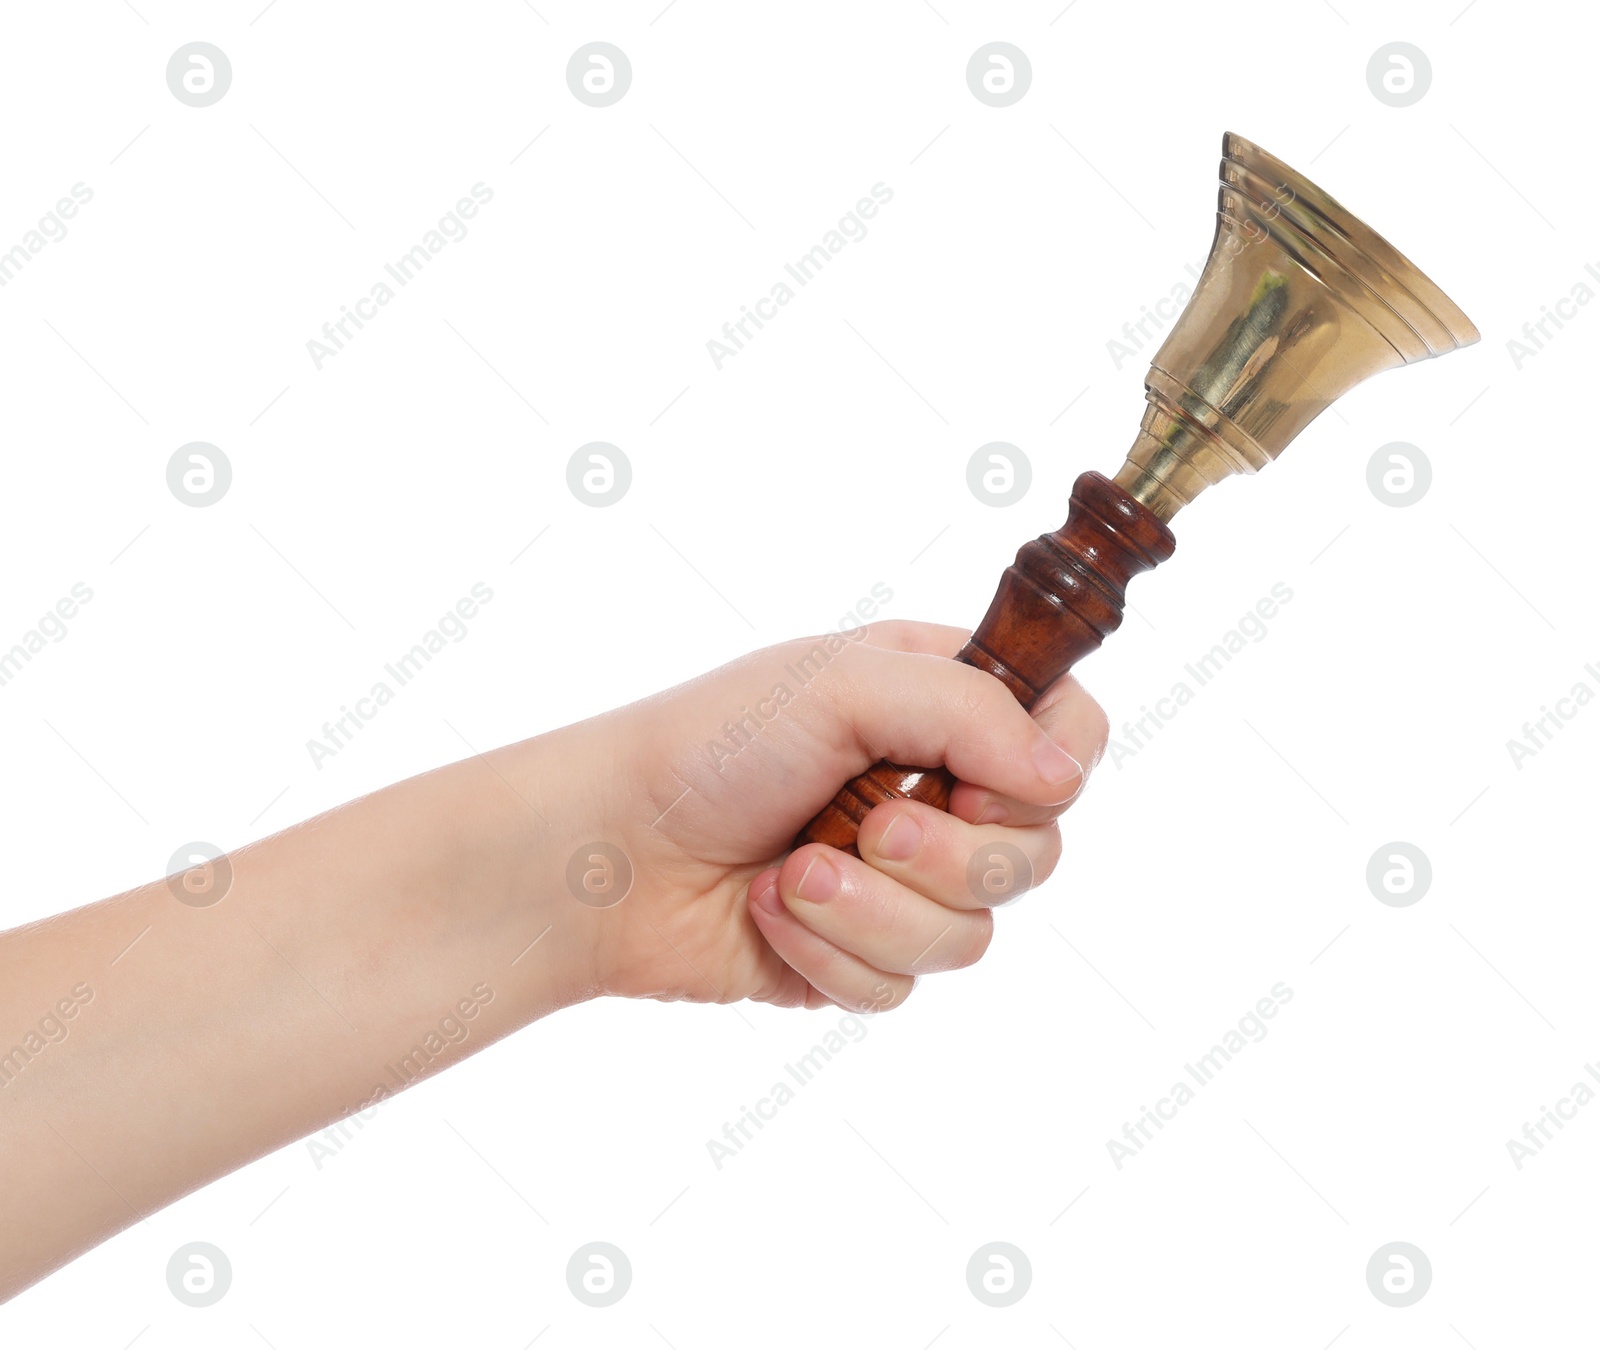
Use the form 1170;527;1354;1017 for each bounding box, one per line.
1112;133;1478;522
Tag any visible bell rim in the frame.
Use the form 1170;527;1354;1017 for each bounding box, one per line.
1221;131;1480;354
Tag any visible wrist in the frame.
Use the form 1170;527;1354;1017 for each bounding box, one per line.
475;718;658;1008
492;710;688;1002
423;731;613;1018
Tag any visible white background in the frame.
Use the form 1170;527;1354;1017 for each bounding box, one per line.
1;0;1594;1345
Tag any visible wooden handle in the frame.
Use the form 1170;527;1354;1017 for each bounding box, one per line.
797;471;1176;855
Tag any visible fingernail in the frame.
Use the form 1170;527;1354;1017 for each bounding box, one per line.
974;801;1009;826
751;876;784;915
795;854;839;903
1032;731;1084;786
876;813;922;862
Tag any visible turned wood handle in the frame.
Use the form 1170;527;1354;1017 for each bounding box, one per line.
797;471;1177;855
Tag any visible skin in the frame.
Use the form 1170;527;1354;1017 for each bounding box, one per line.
0;619;1107;1301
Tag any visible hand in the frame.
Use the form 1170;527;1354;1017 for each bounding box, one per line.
0;616;1109;1296
570;620;1110;1012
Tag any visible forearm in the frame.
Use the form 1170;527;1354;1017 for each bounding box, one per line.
0;623;1102;1303
0;730;599;1300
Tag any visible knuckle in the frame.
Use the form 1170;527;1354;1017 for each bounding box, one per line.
1032;827;1064;887
956;913;995;968
857;976;914;1013
1086;697;1112;766
950;661;1013;727
860;618;916;648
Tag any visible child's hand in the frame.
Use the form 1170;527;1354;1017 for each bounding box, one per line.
570;621;1109;1013
0;617;1108;1294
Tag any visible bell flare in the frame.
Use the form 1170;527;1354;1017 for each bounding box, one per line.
1114;132;1478;522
